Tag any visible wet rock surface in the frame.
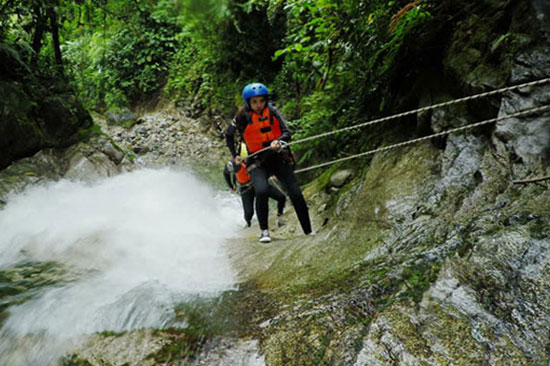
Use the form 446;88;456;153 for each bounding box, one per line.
3;1;550;365
330;169;354;188
3;97;549;366
0;104;229;207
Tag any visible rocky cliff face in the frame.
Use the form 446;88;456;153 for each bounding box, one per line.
0;48;93;170
225;0;550;365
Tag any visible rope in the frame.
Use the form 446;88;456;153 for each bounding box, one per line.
294;104;550;174
247;77;550;159
513;175;550;184
289;77;550;147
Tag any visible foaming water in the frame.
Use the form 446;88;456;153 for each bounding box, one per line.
0;168;242;365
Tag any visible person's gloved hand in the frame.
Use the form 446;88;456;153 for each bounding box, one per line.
270;140;281;151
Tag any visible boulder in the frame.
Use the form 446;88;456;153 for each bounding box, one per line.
0;80;92;170
330;169;354;188
106;109;138;128
64;150;120;181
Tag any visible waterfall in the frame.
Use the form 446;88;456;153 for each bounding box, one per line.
0;168;242;365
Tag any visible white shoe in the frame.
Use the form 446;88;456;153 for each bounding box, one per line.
259;230;271;243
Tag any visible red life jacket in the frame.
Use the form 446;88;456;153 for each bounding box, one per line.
235;162;251;184
242;106;282;153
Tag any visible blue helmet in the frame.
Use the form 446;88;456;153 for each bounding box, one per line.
242;83;269;109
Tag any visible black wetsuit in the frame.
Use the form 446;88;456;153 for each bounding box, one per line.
225;105;312;234
223;161;286;226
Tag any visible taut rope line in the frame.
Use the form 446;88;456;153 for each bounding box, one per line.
246;77;550;160
513;175;550;184
290;78;550;148
294;104;550;173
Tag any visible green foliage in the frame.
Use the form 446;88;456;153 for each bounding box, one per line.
265;1;432;166
62;1;179;110
1;0;183;110
165;0;285;117
105;22;177;99
177;0;230;25
3;0;433;135
287;91;338;164
0;43;31;73
165;31;215;102
272;0;346;98
372;3;431;78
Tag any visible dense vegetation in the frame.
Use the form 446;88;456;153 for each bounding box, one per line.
0;0;531;168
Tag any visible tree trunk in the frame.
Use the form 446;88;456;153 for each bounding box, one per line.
31;4;46;66
321;45;334;91
48;6;64;71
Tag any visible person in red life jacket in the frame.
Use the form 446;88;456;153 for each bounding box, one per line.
223;143;286;228
225;83;312;243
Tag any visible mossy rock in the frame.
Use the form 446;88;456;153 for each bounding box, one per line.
106;109;138;129
0;51;92;169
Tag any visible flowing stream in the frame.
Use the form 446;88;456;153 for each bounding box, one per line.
0;168;242;365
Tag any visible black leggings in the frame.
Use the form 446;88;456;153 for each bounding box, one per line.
250;155;312;234
240;184;286;224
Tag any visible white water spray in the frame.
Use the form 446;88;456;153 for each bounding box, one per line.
0;168;242;365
